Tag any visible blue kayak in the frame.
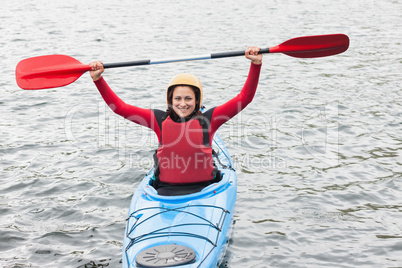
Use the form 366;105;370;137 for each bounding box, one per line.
122;133;237;268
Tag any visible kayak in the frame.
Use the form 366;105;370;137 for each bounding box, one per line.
122;132;237;268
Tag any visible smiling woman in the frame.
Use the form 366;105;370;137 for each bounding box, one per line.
88;46;263;190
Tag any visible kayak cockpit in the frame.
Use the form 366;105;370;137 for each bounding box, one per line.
141;168;235;203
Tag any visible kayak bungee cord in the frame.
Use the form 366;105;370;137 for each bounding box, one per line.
125;204;231;267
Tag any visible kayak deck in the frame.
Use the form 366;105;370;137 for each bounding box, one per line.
122;133;236;268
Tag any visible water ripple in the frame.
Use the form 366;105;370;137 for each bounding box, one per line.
2;0;402;267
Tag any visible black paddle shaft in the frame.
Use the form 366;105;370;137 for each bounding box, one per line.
102;48;270;69
211;47;270;59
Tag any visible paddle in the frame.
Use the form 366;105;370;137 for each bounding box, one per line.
16;34;349;90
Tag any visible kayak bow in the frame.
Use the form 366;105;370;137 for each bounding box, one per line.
122;133;237;268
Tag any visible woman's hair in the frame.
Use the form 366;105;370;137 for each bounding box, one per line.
166;85;202;121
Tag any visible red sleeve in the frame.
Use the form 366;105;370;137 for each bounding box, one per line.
209;62;261;139
94;77;161;140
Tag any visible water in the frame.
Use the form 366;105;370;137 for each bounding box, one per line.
1;0;402;267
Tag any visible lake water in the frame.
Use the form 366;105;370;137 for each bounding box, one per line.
1;0;402;267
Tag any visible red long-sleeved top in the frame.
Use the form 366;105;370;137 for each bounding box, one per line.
94;63;261;146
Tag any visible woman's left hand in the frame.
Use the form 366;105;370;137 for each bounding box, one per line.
245;46;262;65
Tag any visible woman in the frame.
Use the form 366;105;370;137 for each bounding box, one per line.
90;47;262;195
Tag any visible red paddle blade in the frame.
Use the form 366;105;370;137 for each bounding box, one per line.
16;55;91;90
270;34;349;58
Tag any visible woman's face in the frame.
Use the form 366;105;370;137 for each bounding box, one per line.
171;86;196;118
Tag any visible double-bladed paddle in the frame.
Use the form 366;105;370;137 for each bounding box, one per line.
16;34;349;90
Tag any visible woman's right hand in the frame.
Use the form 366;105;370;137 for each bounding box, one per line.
89;61;104;81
